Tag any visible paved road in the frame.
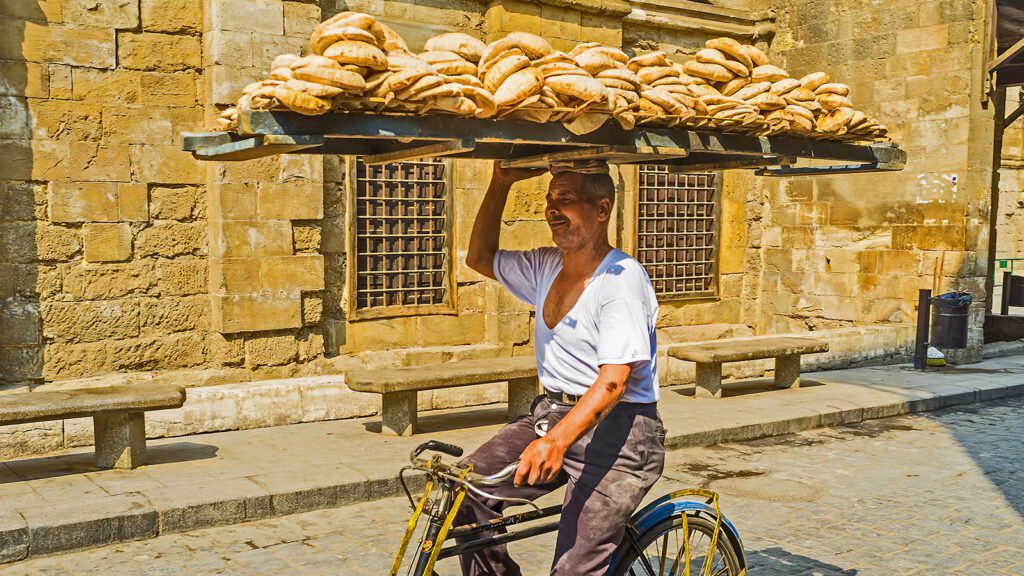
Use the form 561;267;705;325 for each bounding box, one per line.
5;398;1023;575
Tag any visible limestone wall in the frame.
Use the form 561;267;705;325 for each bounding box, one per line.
997;87;1024;262
759;0;996;360
0;0;996;411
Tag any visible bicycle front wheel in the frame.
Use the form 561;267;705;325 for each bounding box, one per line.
612;515;743;576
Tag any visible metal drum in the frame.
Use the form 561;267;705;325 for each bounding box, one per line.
930;294;970;349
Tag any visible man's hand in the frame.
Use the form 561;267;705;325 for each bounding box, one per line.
514;437;566;487
466;161;547;280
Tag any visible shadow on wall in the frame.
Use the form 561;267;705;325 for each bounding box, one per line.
0;4;42;390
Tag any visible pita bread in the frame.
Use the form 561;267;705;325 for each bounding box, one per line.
719;76;751;96
696;48;748;77
747;92;786;110
424;32;486;62
284;78;344;98
785;104;814;121
545;74;610;104
732;81;770;100
751;65;789;82
392;75;445;100
483;52;532;93
507;32;553;59
814;82;850;96
323;40;387;70
770;78;800;95
428;58;478;77
799;71;830;91
627;51;669;72
817;93;854;111
272;54;302;69
269;67;294;81
597;68;641;87
574;50;620;74
705;37;752;69
683;60;734;82
273;87;331;115
741;44;769;66
563;111;610;135
293;66;366;92
313;26;378;55
816;106;854;132
637;66;677;84
493;67;544;108
378;22;408;53
430;95;477;116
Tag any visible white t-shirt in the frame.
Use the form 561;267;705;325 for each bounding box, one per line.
493;247;659;404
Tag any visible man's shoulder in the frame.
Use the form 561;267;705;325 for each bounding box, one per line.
600;250;654;295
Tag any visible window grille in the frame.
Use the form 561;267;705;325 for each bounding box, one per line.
635;166;719;299
350;157;454;317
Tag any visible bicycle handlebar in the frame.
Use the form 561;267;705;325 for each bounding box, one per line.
412;440;464;459
410;440;519;487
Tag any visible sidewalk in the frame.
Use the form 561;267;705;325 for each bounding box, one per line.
2;354;1023;563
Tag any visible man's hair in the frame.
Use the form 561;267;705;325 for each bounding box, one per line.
578;172;615;209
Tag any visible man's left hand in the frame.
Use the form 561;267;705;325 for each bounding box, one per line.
514;437;566;487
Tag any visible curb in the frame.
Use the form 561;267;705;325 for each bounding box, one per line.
3;377;1023;563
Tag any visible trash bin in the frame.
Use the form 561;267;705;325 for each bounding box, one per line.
1009;276;1024;307
930;291;971;349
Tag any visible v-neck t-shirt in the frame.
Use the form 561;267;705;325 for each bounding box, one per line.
492;247;659;404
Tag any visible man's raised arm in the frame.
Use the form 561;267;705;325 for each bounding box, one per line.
466;162;545;280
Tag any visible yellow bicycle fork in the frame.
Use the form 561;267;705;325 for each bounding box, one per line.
389;467;470;576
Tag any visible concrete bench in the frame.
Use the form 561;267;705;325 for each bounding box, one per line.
0;384;185;469
668;336;829;399
347;356;539;436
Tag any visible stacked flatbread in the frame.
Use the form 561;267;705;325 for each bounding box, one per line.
624;52;698;128
214;14;888;142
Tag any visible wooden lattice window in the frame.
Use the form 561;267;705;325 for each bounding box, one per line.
347;157;455;319
635;166;719;299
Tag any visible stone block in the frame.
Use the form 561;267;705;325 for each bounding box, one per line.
140;71;198;107
32;223;81;262
140;295;208;334
94;411;147;469
207;0;284;35
29;99;102;142
102;110;174;145
206;64;261;106
208;332;245;366
258;182;324;220
284;1;320;37
44;63;71;99
72;67;142;106
141;0;201;32
64;261;155;300
129;144;203;185
896;24;949;54
154;258;206;296
302;294;323;326
82;223;132;262
210;258;261;293
344;316;416;351
250;33;306;70
210;181;258;221
69;142;131;183
6;22;116;67
416;313;486;347
140;478;268;535
212;293;302;333
245;334;299;367
202;29;254;68
210;220;292;258
150;185;198;220
0;510;28;563
292;223;321;252
62;0;139;28
42;299;141;343
135;221;206;258
261;254;325;291
49;182;118;222
0;300;40;346
21;495;157;557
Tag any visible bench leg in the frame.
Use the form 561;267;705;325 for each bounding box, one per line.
94;412;147;469
507;377;539;422
774;354;802;389
694;362;723;399
381;391;417;436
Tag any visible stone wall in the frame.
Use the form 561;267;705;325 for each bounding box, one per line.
759;0;996;360
0;0;998;450
1;0;208;387
997;87;1024;262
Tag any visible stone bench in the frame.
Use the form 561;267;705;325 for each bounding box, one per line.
346;356;539;436
668;336;829;399
0;384;186;469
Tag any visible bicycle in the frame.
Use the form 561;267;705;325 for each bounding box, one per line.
391;440;748;576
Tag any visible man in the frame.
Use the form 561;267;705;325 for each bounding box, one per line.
458;161;665;575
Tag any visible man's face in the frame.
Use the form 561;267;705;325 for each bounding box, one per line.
545;173;610;252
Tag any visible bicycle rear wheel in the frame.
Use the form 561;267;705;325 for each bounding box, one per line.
611;515;743;576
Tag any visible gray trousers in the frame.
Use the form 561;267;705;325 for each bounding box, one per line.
456;396;666;576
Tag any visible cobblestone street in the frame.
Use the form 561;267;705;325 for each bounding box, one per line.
5;398;1023;575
